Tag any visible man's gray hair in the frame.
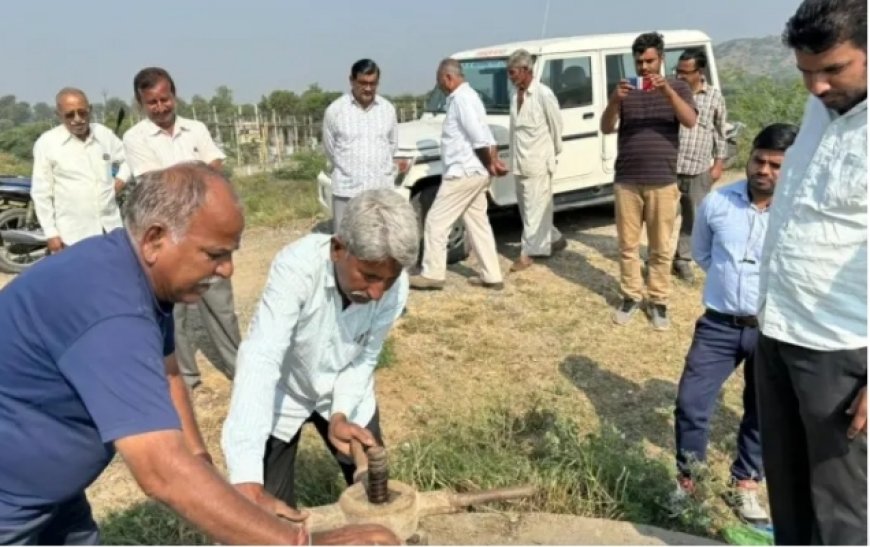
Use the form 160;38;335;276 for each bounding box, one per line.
123;162;241;240
336;189;420;269
55;87;88;108
507;49;534;69
437;58;463;77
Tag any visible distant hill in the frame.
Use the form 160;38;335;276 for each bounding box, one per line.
714;35;798;80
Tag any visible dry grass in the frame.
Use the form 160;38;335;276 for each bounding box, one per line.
0;172;755;541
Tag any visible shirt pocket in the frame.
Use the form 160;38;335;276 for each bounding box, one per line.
823;151;867;210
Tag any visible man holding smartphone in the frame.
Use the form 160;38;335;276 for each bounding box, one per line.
601;31;697;331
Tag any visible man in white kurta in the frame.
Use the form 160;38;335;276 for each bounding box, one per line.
31;88;129;252
506;49;566;272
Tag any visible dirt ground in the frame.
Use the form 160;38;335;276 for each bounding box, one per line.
2;172;756;542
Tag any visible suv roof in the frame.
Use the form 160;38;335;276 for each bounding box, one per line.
451;29;711;59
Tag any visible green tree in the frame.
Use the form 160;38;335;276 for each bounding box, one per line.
210;85;236;120
32;102;54;123
260;90;299;117
723;72;807;165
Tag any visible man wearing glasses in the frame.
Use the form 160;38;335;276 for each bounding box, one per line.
672;48;729;283
31;88;130;254
322;59;399;231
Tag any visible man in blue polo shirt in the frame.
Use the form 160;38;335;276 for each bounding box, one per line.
0;162;398;545
672;124;798;522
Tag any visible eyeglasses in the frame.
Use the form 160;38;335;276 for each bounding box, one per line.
62;109;90;120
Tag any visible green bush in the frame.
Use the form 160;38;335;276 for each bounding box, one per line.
723;72;807;167
273;150;328;181
233;173;323;227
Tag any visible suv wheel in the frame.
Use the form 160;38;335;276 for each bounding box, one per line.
411;183;469;265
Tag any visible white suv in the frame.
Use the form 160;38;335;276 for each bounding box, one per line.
318;29;739;262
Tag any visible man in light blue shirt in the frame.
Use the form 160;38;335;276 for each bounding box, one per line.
673;124;797;524
222;189;418;514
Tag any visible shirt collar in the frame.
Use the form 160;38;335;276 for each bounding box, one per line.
348;93;380;110
521;81;538;95
144;115;192;137
450;82;470;98
828;97;867;120
723;179;752;204
60;124;98;146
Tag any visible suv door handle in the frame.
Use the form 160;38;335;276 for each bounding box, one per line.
583;112;594;119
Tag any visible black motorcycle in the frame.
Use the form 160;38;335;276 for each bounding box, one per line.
0;175;47;274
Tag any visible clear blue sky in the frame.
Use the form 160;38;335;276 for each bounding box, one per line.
4;0;800;105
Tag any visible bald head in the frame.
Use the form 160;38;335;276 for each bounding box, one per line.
55;87;88;109
128;162;245;303
437;58;463;77
124;162;243;240
436;58;465;94
55;87;91;139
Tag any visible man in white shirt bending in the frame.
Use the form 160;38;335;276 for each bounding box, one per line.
31;88;129;252
222;189;417;512
322;59;399;231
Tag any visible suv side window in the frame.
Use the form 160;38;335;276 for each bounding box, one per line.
540;56;593;108
605;46;711;97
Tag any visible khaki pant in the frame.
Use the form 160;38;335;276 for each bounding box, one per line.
516;173;562;257
175;277;241;388
614;182;680;305
421;174;502;283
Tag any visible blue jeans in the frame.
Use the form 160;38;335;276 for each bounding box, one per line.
674;313;763;481
0;493;99;545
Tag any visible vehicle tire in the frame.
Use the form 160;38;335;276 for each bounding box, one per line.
0;208;46;274
411;182;469;265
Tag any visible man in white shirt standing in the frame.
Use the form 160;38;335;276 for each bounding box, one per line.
123;67;240;392
322;59;398;231
506;49;566;273
222;189;416;513
756;0;867;543
31;88;129;253
410;58;507;291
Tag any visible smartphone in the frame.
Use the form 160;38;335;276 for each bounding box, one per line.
628;76;653;91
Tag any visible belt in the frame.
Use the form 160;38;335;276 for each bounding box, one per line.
705;309;758;328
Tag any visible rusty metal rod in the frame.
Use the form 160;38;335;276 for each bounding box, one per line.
451;485;538;507
366;446;389;504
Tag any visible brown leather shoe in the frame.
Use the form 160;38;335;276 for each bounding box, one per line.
409;275;444;290
551;236;568;253
510;256;534;272
468;276;504;290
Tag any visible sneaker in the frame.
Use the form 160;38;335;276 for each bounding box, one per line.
468;276;504;290
612;298;641;325
648;303;670;331
409;275;444;290
551;236;568;253
673;261;695;283
731;480;770;524
668;476;696;515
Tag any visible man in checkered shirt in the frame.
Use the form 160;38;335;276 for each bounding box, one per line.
673;48;729;283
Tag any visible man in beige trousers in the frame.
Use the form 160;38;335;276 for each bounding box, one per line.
506;49;567;272
410;58;507;291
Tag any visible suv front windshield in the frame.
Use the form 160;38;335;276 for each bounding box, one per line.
424;58;510;115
